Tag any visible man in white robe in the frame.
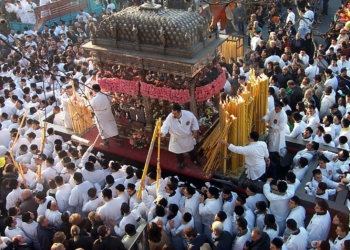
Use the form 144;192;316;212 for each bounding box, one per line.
97;188;123;225
44;201;62;228
306;199;331;248
90;84;121;148
284;219;308;250
261;101;287;155
23;0;37;24
21;211;40;250
160;103;200;170
60;85;80;130
219;131;270;180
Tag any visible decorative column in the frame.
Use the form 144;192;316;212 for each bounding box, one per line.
189;81;198;118
140;69;153;133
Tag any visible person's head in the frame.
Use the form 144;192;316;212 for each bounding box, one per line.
270;237;283;250
184;226;197;240
251;227;263;242
274;101;283;113
333;213;348;225
102;188;113;201
125;224;137;237
255;201;267;213
306;141;319;151
264;214;276;230
316;240;331;250
37;215;49;227
314;199;329;213
53;231;66;243
277;181;288;193
248;131;259;142
336;223;349;237
288;196;300;209
171;103;182;119
148;222;162;243
207;186;220;199
303;127;313;138
97;225;110;238
211;221;223;237
215;211;227;223
286;218;298;232
246;184;257;196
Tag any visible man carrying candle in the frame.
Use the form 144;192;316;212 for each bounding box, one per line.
219;131;270;181
160;103;200;170
261;101;288;157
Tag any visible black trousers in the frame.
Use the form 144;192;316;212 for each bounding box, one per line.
176;147;198;164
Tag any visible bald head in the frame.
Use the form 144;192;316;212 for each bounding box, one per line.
21;189;31;199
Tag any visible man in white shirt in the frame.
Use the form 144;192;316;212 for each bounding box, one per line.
54;176;72;213
232;218;251;250
337;54;350;71
262;101;288;154
263;178;295;235
284;219;308;250
219;131;269;181
299;49;310;68
306;199;331;248
286;113;307;139
305;58;320;85
245;184;268;211
302;105;320;133
326;39;340;55
284;196;306;237
199;187;222;240
69;172;98;216
110;203;140;237
83;187;104;213
4;217;32;244
286;7;295;24
6;179;23;210
329;223;350;250
97;188;123;225
250;30;261;51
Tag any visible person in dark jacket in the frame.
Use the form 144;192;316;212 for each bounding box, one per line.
287;80;303;111
19;189;38;219
246;227;270;250
185;226;212;250
212;221;233;250
92;225;126;250
37;215;56;250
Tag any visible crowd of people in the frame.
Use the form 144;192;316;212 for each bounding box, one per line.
0;0;348;250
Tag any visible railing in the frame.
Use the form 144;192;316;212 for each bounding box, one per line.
34;0;88;24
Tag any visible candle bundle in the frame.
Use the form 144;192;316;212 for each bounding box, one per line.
68;100;94;134
200;69;269;175
249;70;269;135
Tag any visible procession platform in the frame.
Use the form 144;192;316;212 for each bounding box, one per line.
82;127;214;181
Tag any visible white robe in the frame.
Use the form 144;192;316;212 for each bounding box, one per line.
45;209;62;228
55;184;72;212
232;229;251;250
228;141;269;180
284;227;308;250
22;222;40;250
306;211;331;248
263;109;288;152
23;2;37;24
97;196;123;224
69;181;97;215
37;196;55;217
90;92;118;139
161;110;199;154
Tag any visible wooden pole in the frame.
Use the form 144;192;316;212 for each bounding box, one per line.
137;118;161;199
8;150;25;183
10;108;29;151
93;133;100;145
156;118;161;191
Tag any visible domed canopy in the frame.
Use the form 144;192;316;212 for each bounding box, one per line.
97;6;207;51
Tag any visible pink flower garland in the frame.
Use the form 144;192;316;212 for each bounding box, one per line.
96;70;225;103
140;83;191;104
97;74;139;95
195;70;226;102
